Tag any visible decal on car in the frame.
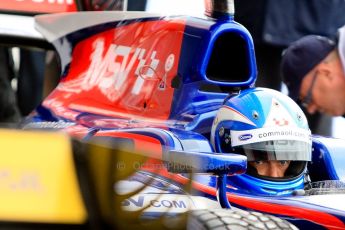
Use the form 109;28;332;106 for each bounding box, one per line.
45;19;186;120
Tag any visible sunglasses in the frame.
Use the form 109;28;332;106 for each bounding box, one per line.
300;71;318;108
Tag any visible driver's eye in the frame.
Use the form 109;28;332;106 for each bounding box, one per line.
279;160;289;165
254;160;264;165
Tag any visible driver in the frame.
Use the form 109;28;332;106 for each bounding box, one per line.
249;160;290;178
211;87;312;195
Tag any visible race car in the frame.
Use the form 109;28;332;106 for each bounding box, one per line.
1;0;345;229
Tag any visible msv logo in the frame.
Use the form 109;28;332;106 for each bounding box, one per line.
239;134;252;141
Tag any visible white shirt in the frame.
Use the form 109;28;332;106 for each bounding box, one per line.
337;25;345;74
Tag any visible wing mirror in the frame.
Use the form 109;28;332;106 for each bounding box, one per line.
164;150;247;209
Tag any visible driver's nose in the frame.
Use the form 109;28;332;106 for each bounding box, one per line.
268;162;284;178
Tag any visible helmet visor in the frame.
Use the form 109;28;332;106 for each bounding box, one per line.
234;141;311;161
229;127;312;161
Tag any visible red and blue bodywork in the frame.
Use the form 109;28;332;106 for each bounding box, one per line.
18;10;345;229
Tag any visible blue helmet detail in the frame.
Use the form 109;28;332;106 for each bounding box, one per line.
228;173;305;196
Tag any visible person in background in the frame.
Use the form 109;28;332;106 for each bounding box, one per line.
281;28;345;117
234;0;345;136
16;49;50;117
0;47;21;124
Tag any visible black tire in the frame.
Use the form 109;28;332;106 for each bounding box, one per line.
187;209;297;230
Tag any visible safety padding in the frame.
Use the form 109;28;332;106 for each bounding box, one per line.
309;136;345;181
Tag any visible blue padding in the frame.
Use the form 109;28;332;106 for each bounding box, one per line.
309;136;345;181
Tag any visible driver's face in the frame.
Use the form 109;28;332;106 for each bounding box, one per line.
249;160;291;178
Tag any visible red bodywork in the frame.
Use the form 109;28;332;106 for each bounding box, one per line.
0;0;77;14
